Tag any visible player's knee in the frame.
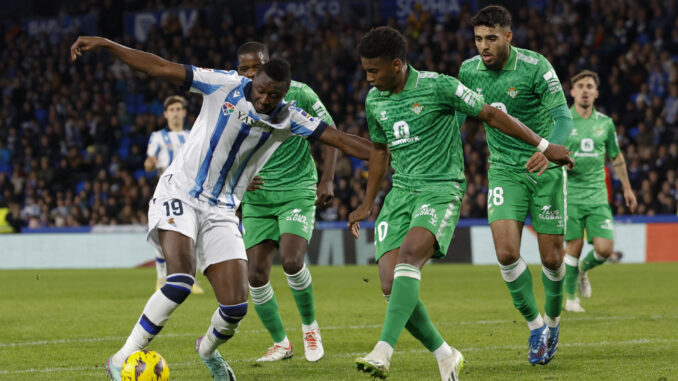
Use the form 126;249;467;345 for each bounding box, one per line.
280;255;304;274
541;255;562;270
247;265;269;287
161;273;195;304
496;249;520;266
595;246;613;258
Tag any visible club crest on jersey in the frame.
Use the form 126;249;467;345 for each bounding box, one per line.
596;128;603;136
506;86;519;98
222;102;236;116
410;102;424;115
476;88;483;95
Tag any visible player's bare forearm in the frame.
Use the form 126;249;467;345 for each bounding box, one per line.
318;126;371;160
611;154;632;191
361;142;388;209
320;140;338;182
144;156;157;172
70;36;185;85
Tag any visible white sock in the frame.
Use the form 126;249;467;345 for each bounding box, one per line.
275;336;291;347
198;302;247;358
433;342;453;362
285;263;312;291
302;320;319;332
527;314;544;331
374;340;394;360
155;250;166;280
544;315;560;328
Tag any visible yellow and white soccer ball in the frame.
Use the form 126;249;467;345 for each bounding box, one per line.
120;350;170;381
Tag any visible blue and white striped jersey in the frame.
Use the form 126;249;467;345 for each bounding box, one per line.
164;65;328;209
146;128;190;172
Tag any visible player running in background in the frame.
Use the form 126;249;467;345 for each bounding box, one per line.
70;35;371;381
145;95;204;294
458;5;574;365
563;70;637;312
348;26;573;380
237;42;336;363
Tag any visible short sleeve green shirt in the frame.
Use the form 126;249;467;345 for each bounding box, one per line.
365;66;484;191
458;47;567;171
243;80;333;199
565;107;620;205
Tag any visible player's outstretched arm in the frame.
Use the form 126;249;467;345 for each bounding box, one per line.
316;139;339;206
316;125;371;161
611;154;637;212
348;142;388;239
477;104;574;174
70;36;185;86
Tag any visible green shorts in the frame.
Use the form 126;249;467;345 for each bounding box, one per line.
487;167;565;235
565;203;614;243
241;190;316;249
374;186;464;262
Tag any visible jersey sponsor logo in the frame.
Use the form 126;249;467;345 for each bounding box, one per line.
410;102;424;115
538;204;562;223
286;208;310;232
455;83;481;107
570;129;578;136
476;88;483;95
391;120;420;146
234;110;273;133
506;86;519;99
380;110;388;121
312;101;329;120
542;69;562;94
297;108;316;121
222;102;236;115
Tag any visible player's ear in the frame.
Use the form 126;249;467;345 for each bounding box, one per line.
505;29;513;43
392;58;403;74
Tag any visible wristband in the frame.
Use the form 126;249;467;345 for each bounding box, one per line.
537;138;549;153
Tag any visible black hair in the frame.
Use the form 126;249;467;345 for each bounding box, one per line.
258;58;291;83
237;41;269;58
357;26;407;62
471;5;512;29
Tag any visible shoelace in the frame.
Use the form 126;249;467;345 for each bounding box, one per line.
304;331;318;350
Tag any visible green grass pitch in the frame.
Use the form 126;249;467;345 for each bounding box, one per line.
1;263;677;380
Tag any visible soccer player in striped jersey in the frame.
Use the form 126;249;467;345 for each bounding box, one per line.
237;42;336;363
70;35;371;381
457;5;574;365
145;95;204;295
347;26;572;380
563;70;637;313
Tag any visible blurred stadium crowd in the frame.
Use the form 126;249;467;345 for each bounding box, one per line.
1;0;677;231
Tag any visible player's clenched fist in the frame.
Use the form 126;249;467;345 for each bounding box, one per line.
544;143;574;169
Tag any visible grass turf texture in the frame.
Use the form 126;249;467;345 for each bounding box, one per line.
1;263;676;380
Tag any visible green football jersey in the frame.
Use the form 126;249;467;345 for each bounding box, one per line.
565;106;620;205
458;46;567;171
366;66;484;191
243;80;334;198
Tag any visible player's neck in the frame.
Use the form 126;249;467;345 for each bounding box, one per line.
168;124;183;132
391;66;409;94
574;103;594;119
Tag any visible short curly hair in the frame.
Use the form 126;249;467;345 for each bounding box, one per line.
358;26;407;62
471;5;512;29
258;58;291;84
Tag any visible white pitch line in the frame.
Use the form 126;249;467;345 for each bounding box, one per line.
1;314;668;348
1;338;676;375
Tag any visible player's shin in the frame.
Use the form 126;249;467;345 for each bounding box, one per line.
563;254;579;300
112;273;195;367
198;302;248;358
379;264;421;348
285;263;316;326
500;258;541;328
250;282;287;343
542;264;565;326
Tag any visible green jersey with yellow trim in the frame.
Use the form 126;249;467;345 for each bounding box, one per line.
458;46;567;171
366;66;484;191
565;106;620;205
242;80;333;199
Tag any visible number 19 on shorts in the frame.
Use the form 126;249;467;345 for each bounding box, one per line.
488;187;504;207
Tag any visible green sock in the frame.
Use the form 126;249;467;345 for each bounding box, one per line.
250;283;286;343
380;264;421;348
286;264;315;325
384;295;443;352
500;258;540;321
563;254;579;300
542;264;565;319
579;250;606;273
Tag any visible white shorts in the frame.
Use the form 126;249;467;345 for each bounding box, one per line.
147;175;247;274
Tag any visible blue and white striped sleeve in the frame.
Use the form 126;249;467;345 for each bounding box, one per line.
146;132;160;157
289;106;329;143
181;65;239;96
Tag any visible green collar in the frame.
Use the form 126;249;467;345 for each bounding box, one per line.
570;105;598;120
478;46;517;71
